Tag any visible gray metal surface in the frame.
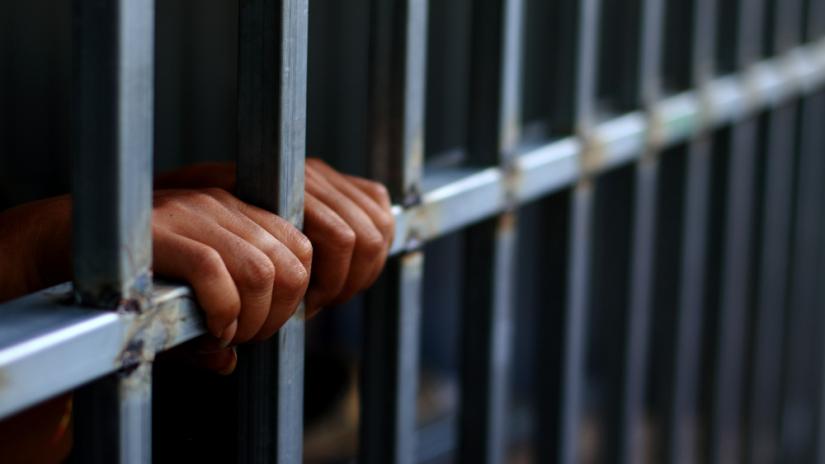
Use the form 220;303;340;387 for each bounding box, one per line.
0;37;824;431
72;0;154;308
234;0;308;462
710;0;774;462
361;0;428;463
614;0;664;461
458;0;522;461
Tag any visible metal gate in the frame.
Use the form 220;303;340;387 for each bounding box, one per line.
2;0;825;462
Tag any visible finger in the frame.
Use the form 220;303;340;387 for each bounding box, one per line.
166;336;238;375
308;162;394;250
344;174;393;210
215;209;310;340
302;192;355;316
170;210;276;343
152;228;240;343
305;173;386;304
234;200;313;276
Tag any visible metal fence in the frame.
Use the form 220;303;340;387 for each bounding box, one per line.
2;0;825;462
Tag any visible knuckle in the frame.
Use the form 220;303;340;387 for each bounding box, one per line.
331;226;357;253
368;181;391;203
295;236;314;267
241;252;276;289
360;229;385;255
193;247;225;278
279;263;309;296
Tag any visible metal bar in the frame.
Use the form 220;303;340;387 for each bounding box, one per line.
780;93;825;464
70;363;152;464
232;0;308;463
361;0;427;463
458;0;523;462
614;0;664;461
709;0;775;461
72;1;154;461
746;0;803;457
662;0;718;462
361;253;424;464
1;42;825;423
459;215;517;464
72;0;154;307
746;102;797;464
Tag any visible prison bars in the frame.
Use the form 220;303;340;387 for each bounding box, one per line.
1;4;825;464
0;28;824;428
360;0;427;463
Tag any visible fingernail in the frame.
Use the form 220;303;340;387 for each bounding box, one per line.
219;320;238;348
217;347;238;376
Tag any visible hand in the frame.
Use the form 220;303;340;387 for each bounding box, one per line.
0;189;313;374
155;158;395;317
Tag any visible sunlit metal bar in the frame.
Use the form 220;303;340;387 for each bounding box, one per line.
360;0;427;463
458;0;523;462
614;0;663;461
231;0;308;462
71;0;155;461
709;0;768;459
1;39;824;425
747;0;801;461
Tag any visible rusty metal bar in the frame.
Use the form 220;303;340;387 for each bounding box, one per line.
361;0;427;463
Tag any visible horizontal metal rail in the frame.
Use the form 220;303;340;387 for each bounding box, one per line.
1;37;824;420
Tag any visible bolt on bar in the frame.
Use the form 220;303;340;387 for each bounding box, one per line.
747;0;801;461
71;0;155;462
233;0;308;462
458;0;523;462
360;0;427;463
710;0;772;461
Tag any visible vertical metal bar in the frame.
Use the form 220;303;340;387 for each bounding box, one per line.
459;0;524;461
71;365;153;464
72;0;154;307
71;1;154;462
785;89;825;464
614;0;664;462
709;0;768;460
663;0;717;462
746;0;801;458
361;0;427;463
234;0;308;463
544;0;600;463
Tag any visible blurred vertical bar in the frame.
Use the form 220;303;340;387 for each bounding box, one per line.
709;0;767;461
663;0;716;462
537;0;601;462
458;0;523;462
361;0;427;463
782;0;824;460
746;0;800;461
614;0;664;462
810;2;825;461
234;0;308;463
71;0;154;462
